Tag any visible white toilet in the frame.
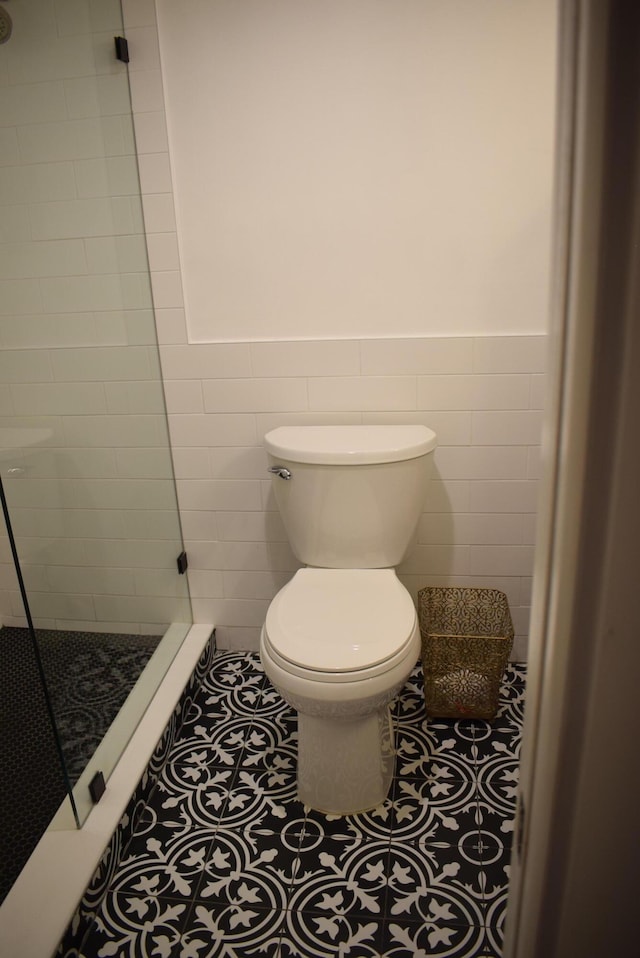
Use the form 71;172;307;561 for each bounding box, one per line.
259;424;437;815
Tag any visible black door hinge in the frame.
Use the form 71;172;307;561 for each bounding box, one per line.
89;770;106;804
516;795;526;859
114;36;129;63
177;551;189;575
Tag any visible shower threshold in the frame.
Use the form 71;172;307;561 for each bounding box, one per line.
0;624;213;958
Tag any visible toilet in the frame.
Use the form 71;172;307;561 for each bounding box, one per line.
259;425;437;815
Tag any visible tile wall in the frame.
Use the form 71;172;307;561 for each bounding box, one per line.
0;1;546;658
0;0;189;633
161;336;544;661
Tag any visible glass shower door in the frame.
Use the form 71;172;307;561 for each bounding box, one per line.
0;0;191;872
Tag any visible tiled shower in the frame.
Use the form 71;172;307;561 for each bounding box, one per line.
0;0;196;911
0;0;190;633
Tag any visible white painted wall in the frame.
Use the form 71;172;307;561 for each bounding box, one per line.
157;0;557;342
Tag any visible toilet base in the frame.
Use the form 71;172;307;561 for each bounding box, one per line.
296;705;395;815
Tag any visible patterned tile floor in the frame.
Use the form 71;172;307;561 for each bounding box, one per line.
78;653;525;958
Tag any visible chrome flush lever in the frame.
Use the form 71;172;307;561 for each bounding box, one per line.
268;465;292;480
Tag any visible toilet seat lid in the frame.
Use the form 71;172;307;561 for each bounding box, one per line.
264;568;417;673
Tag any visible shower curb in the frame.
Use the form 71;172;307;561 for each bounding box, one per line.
56;628;217;957
0;624;215;958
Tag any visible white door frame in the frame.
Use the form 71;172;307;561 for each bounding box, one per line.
504;2;640;955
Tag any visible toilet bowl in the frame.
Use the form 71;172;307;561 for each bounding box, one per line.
260;567;421;814
259;424;436;815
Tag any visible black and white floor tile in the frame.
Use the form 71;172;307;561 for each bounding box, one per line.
76;653;525;958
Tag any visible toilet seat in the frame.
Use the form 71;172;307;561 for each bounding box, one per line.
263;568;417;682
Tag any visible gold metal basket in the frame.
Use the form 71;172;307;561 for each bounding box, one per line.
418;586;514;720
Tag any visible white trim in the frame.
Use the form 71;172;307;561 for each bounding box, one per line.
504;0;598;946
182;331;550;346
506;1;640;953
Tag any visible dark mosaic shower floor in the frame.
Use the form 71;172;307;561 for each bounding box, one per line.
0;627;160;906
76;652;525;957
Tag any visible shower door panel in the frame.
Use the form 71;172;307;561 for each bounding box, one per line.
0;0;191;836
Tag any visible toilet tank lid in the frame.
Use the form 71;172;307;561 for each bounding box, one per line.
264;425;437;465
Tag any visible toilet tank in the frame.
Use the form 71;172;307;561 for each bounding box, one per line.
264;425;437;568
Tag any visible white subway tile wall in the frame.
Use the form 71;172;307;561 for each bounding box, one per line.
0;0;189;634
160;335;545;661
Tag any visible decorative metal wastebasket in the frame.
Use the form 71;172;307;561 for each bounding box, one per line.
418;587;514;720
